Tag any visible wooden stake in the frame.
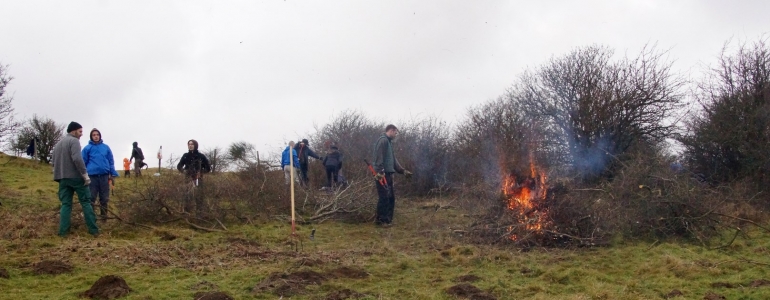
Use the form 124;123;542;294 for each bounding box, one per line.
290;147;296;236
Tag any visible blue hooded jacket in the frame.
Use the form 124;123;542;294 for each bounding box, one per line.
82;130;119;177
281;146;299;170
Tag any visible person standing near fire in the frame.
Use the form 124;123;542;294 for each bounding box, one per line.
177;139;211;215
372;124;411;226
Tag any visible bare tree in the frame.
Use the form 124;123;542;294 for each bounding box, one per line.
680;37;770;185
513;45;684;180
13;115;64;163
204;146;230;173
0;64;20;146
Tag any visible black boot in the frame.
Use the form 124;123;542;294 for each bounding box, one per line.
99;206;108;221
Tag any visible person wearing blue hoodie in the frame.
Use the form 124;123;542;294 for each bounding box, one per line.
281;141;300;185
81;128;119;220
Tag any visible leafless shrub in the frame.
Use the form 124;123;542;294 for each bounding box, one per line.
0;64;20;147
680;37;770;186
513;45;684;181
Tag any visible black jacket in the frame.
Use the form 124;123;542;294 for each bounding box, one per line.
177;150;211;178
323;150;343;169
131;147;144;161
294;144;321;164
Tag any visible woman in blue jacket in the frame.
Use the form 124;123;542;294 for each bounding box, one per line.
81;128;119;220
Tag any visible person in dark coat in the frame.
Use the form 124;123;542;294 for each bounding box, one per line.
177;139;211;214
372;124;411;226
129;142;145;176
323;145;343;188
294;138;321;185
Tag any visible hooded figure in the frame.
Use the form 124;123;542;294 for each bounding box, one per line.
81;128;119;220
177;139;211;215
130;141;145;176
177;139;211;180
293;138;321;185
123;158;131;177
323;145;343;188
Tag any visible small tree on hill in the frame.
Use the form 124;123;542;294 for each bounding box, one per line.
0;64;20;146
12;115;64;163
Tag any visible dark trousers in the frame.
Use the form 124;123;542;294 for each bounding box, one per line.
88;174;110;217
325;165;339;188
375;172;395;224
299;163;310;184
124;170;130;177
184;177;205;215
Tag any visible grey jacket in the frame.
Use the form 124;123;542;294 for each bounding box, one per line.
372;134;404;174
52;133;87;181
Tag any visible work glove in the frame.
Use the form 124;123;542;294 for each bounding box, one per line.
374;172;385;181
404;170;413;179
83;174;91;186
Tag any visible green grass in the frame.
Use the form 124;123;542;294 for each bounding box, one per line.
2;152;770;299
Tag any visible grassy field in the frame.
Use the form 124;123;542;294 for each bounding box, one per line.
2;153;770;300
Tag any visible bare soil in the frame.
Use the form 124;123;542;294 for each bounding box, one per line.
751;279;770;287
80;275;132;299
193;291;234;300
323;289;367;300
703;291;726;300
327;266;369;279
252;270;326;297
445;283;497;300
32;260;73;275
0;267;9;279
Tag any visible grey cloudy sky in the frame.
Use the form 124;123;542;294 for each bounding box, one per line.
1;0;768;168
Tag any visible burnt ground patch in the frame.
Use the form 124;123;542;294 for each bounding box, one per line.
445;283;497;300
80;275;132;299
193;291;234;300
253;270;326;297
33;260;73;275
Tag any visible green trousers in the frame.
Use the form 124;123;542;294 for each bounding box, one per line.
58;178;99;236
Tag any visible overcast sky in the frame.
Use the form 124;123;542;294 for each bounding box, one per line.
1;0;768;169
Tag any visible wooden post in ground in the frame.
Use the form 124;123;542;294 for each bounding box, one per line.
290;147;296;236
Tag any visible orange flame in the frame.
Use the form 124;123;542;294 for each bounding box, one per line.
502;159;548;239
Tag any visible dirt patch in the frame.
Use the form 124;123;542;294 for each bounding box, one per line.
327;266;369;279
751;279;770;287
454;275;481;283
0;267;9;279
80;275;132;299
324;289;366;300
710;282;737;288
193;291;234;300
665;289;683;298
190;281;219;291
703;292;726;300
33;260;73;275
253;270;326;297
445;283;497;300
157;231;177;241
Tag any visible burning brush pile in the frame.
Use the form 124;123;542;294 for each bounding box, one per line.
469;158;593;247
